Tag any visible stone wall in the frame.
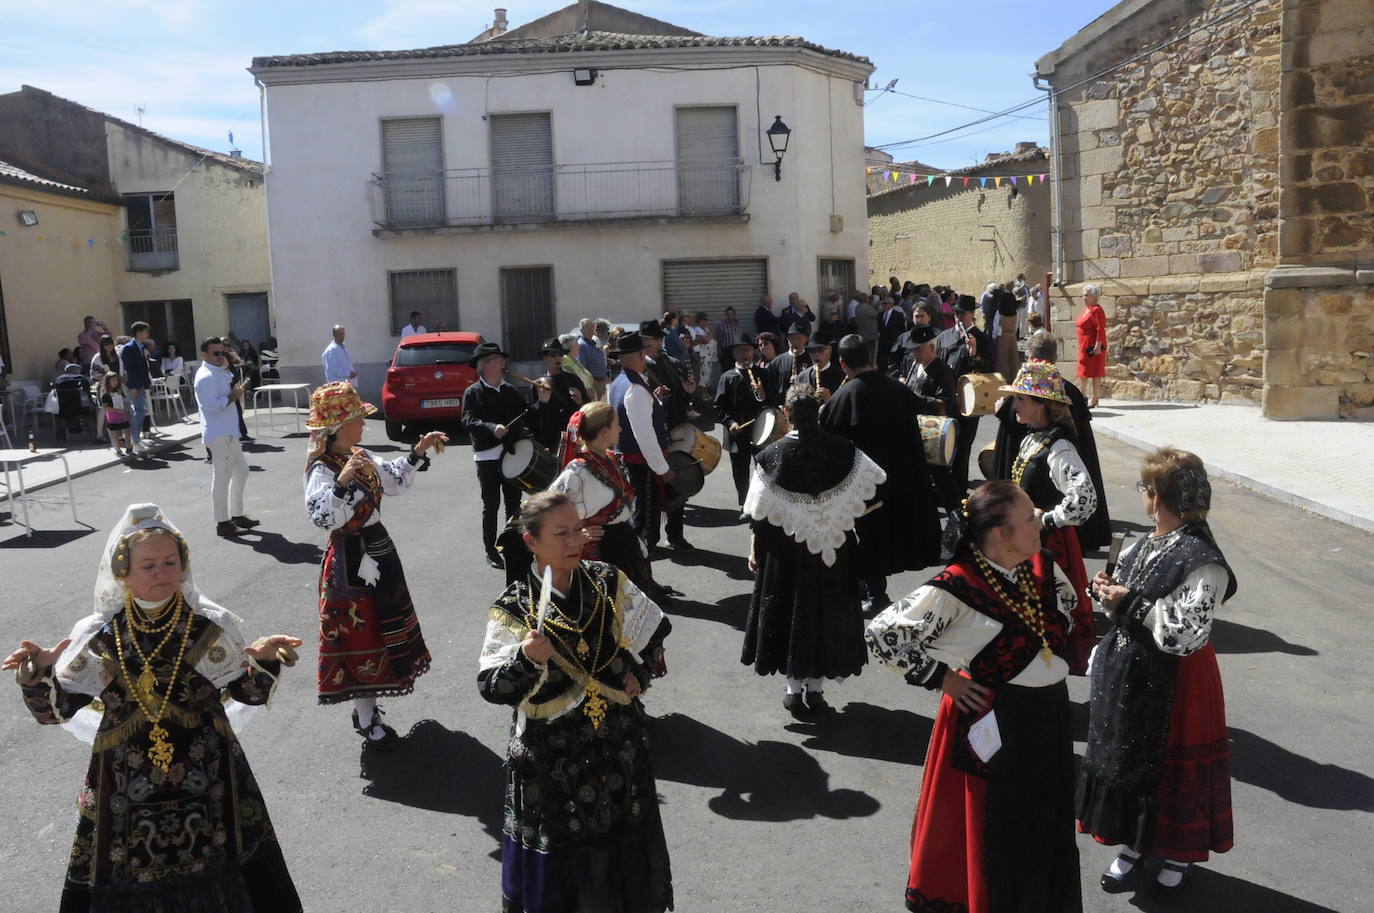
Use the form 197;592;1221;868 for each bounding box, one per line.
1039;0;1283;403
867;179;1051;294
1261;0;1374;418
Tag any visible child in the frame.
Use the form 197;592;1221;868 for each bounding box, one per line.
100;373;134;460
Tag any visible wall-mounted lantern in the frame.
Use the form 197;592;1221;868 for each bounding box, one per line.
573;68;598;86
17;210;38;227
766;115;791;182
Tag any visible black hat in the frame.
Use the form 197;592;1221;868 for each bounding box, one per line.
805;331;833;350
730;333;757;350
956;295;978;313
539;336;567;356
468;341;508;366
609;332;647;356
637;320;666;339
782;320;811;338
905;325;939;347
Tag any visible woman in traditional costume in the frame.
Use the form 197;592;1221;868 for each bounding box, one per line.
742;386;885;716
479;491;673;913
1000;360;1098;673
3;503;303;912
866;481;1083;913
549;400;669;602
303;380;446;749
1078;447;1236;897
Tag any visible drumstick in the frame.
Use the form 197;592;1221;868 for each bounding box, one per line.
1105;532;1127;577
735;417;758;431
534;564;553;636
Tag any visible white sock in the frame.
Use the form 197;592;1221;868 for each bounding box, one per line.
805;678;824;694
1158;860;1189;887
1107;849;1140;878
785;677;805;694
353;697;377;728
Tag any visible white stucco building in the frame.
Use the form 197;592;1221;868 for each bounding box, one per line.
250;0;874;394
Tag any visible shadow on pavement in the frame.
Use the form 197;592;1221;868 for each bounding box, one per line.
650;712;880;822
360;718;505;855
785;700;932;766
1228;727;1374;812
658;545;752;582
1122;863;1343;912
242;442;286;453
683;504;744;529
1210;618;1318;656
664;591;749;631
238;531;323;566
0;527;98;548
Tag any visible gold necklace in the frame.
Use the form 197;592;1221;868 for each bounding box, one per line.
1010;432;1051;487
124;592;185;695
124;590;180;635
971;547;1053;665
531;567;620;728
113;598;193;772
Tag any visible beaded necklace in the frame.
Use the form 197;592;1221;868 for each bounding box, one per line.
534;566;620;729
113;590;193;772
971;547;1053;665
1010;430;1051;487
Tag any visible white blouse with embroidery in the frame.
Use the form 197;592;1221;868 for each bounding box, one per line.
1019;432;1098;529
303;448;418;530
866;557;1079;689
1104;530;1229;656
549;459;633;526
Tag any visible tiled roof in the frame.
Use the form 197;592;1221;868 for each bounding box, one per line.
0;157;122;204
252;31;871;68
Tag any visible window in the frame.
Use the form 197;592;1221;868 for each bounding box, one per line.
395;342;478;367
120;300;195;353
382;117;445;228
500;267;554;361
817;258;856;311
125;193;178;271
388;269;459;335
490;113;554;224
675;107;740;216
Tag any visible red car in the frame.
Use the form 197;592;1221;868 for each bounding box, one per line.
381;331;484;440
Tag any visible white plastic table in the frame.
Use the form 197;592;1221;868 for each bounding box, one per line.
0;448;78;537
251;383;311;435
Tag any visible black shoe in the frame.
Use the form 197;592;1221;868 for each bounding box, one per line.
804;691;833;714
216;521;246;538
668;538;695;551
1099;854;1142;894
486;551;504;570
352;707;400;751
231;515;261;529
783;692;807;717
1152;862;1189;899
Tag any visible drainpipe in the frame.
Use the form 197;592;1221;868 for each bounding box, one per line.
255;77;270;172
1033;74;1062;285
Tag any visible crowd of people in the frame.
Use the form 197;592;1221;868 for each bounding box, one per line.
6;276;1240;913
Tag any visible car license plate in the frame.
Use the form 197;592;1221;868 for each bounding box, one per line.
421;398;461;409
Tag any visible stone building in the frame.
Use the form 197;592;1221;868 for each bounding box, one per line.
1035;0;1372;417
866;145;1051;295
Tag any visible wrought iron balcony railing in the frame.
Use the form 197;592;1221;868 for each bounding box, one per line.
126;227;179;271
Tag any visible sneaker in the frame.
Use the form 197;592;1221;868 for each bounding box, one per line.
231;515;261;529
216;521;247;538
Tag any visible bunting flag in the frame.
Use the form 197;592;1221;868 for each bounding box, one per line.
1010;176;1018;185
963;177;970;187
909;173;917;184
944;175;952;187
980;177;987;188
866;167;875;175
1041;173;1049;182
1027;174;1035;185
884;171;892;182
994;177;1003;188
926;175;934;186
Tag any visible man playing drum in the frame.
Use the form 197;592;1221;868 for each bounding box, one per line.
461;342;528;569
715;334;774;507
936;295;992;499
901;324;960;511
608;332;676;556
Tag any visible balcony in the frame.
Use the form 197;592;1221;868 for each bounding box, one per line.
126;227;180;272
368;159;749;233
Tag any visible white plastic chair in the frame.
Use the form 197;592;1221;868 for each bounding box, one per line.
150;377;188;422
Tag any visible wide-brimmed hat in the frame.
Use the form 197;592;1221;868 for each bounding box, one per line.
905;325;939;347
467;341;509;366
609;331;647;356
539;336;567;356
782;321;811;339
637;320;666;339
305;381;377;430
805;331;833;350
999;361;1072;404
955;295;978;313
730;333;757;350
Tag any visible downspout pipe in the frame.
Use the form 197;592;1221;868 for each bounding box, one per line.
1033;73;1062;285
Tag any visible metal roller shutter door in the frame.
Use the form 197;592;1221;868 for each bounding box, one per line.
381;118;444;227
661;258;768;327
675;106;740;215
490;113;554;223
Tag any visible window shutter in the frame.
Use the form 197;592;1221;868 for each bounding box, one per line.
661;258;768;327
675;107;740;215
382;117;444;227
490;113;554;223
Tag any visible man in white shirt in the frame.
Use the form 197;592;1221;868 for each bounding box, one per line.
322;325;357;386
459;342;527;568
195;336;259;538
400;311;427;338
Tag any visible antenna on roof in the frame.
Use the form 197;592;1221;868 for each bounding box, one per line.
135;105;146;127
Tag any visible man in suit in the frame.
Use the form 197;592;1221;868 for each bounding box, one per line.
799;331;844;402
754;294;780;338
768;325;812;404
935;295;992;498
714;335;772;506
876;296;905;374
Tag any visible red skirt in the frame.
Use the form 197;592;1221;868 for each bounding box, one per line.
1043;526;1095;675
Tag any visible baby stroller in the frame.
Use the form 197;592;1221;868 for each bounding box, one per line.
52;371;95;444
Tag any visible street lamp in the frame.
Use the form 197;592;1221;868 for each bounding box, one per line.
766;115;791;182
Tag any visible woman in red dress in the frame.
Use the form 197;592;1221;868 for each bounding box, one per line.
1075;284;1108;407
1079;447;1236;898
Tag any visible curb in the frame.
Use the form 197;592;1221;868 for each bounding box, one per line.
1091;423;1374;535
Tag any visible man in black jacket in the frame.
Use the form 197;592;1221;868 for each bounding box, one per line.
875;297;905;374
641;320;697;550
935;296;992;498
767;325;812;405
460;342;527;568
799;331;844;402
714;335;771;506
528;336;588;452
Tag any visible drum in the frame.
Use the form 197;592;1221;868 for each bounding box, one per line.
918;415;957;467
663;451;704;513
957;372;1007;417
668;423;722;474
977;442;998;481
748;408;791;451
500;438;557;493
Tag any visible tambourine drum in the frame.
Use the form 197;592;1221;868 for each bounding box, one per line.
918;415;957;467
663;451;704;514
977;441;998;481
749;408;790;451
958;372;1007;417
668;422;722;474
501;438;557;493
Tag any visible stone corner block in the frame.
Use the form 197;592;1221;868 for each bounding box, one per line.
1262;385;1340;419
